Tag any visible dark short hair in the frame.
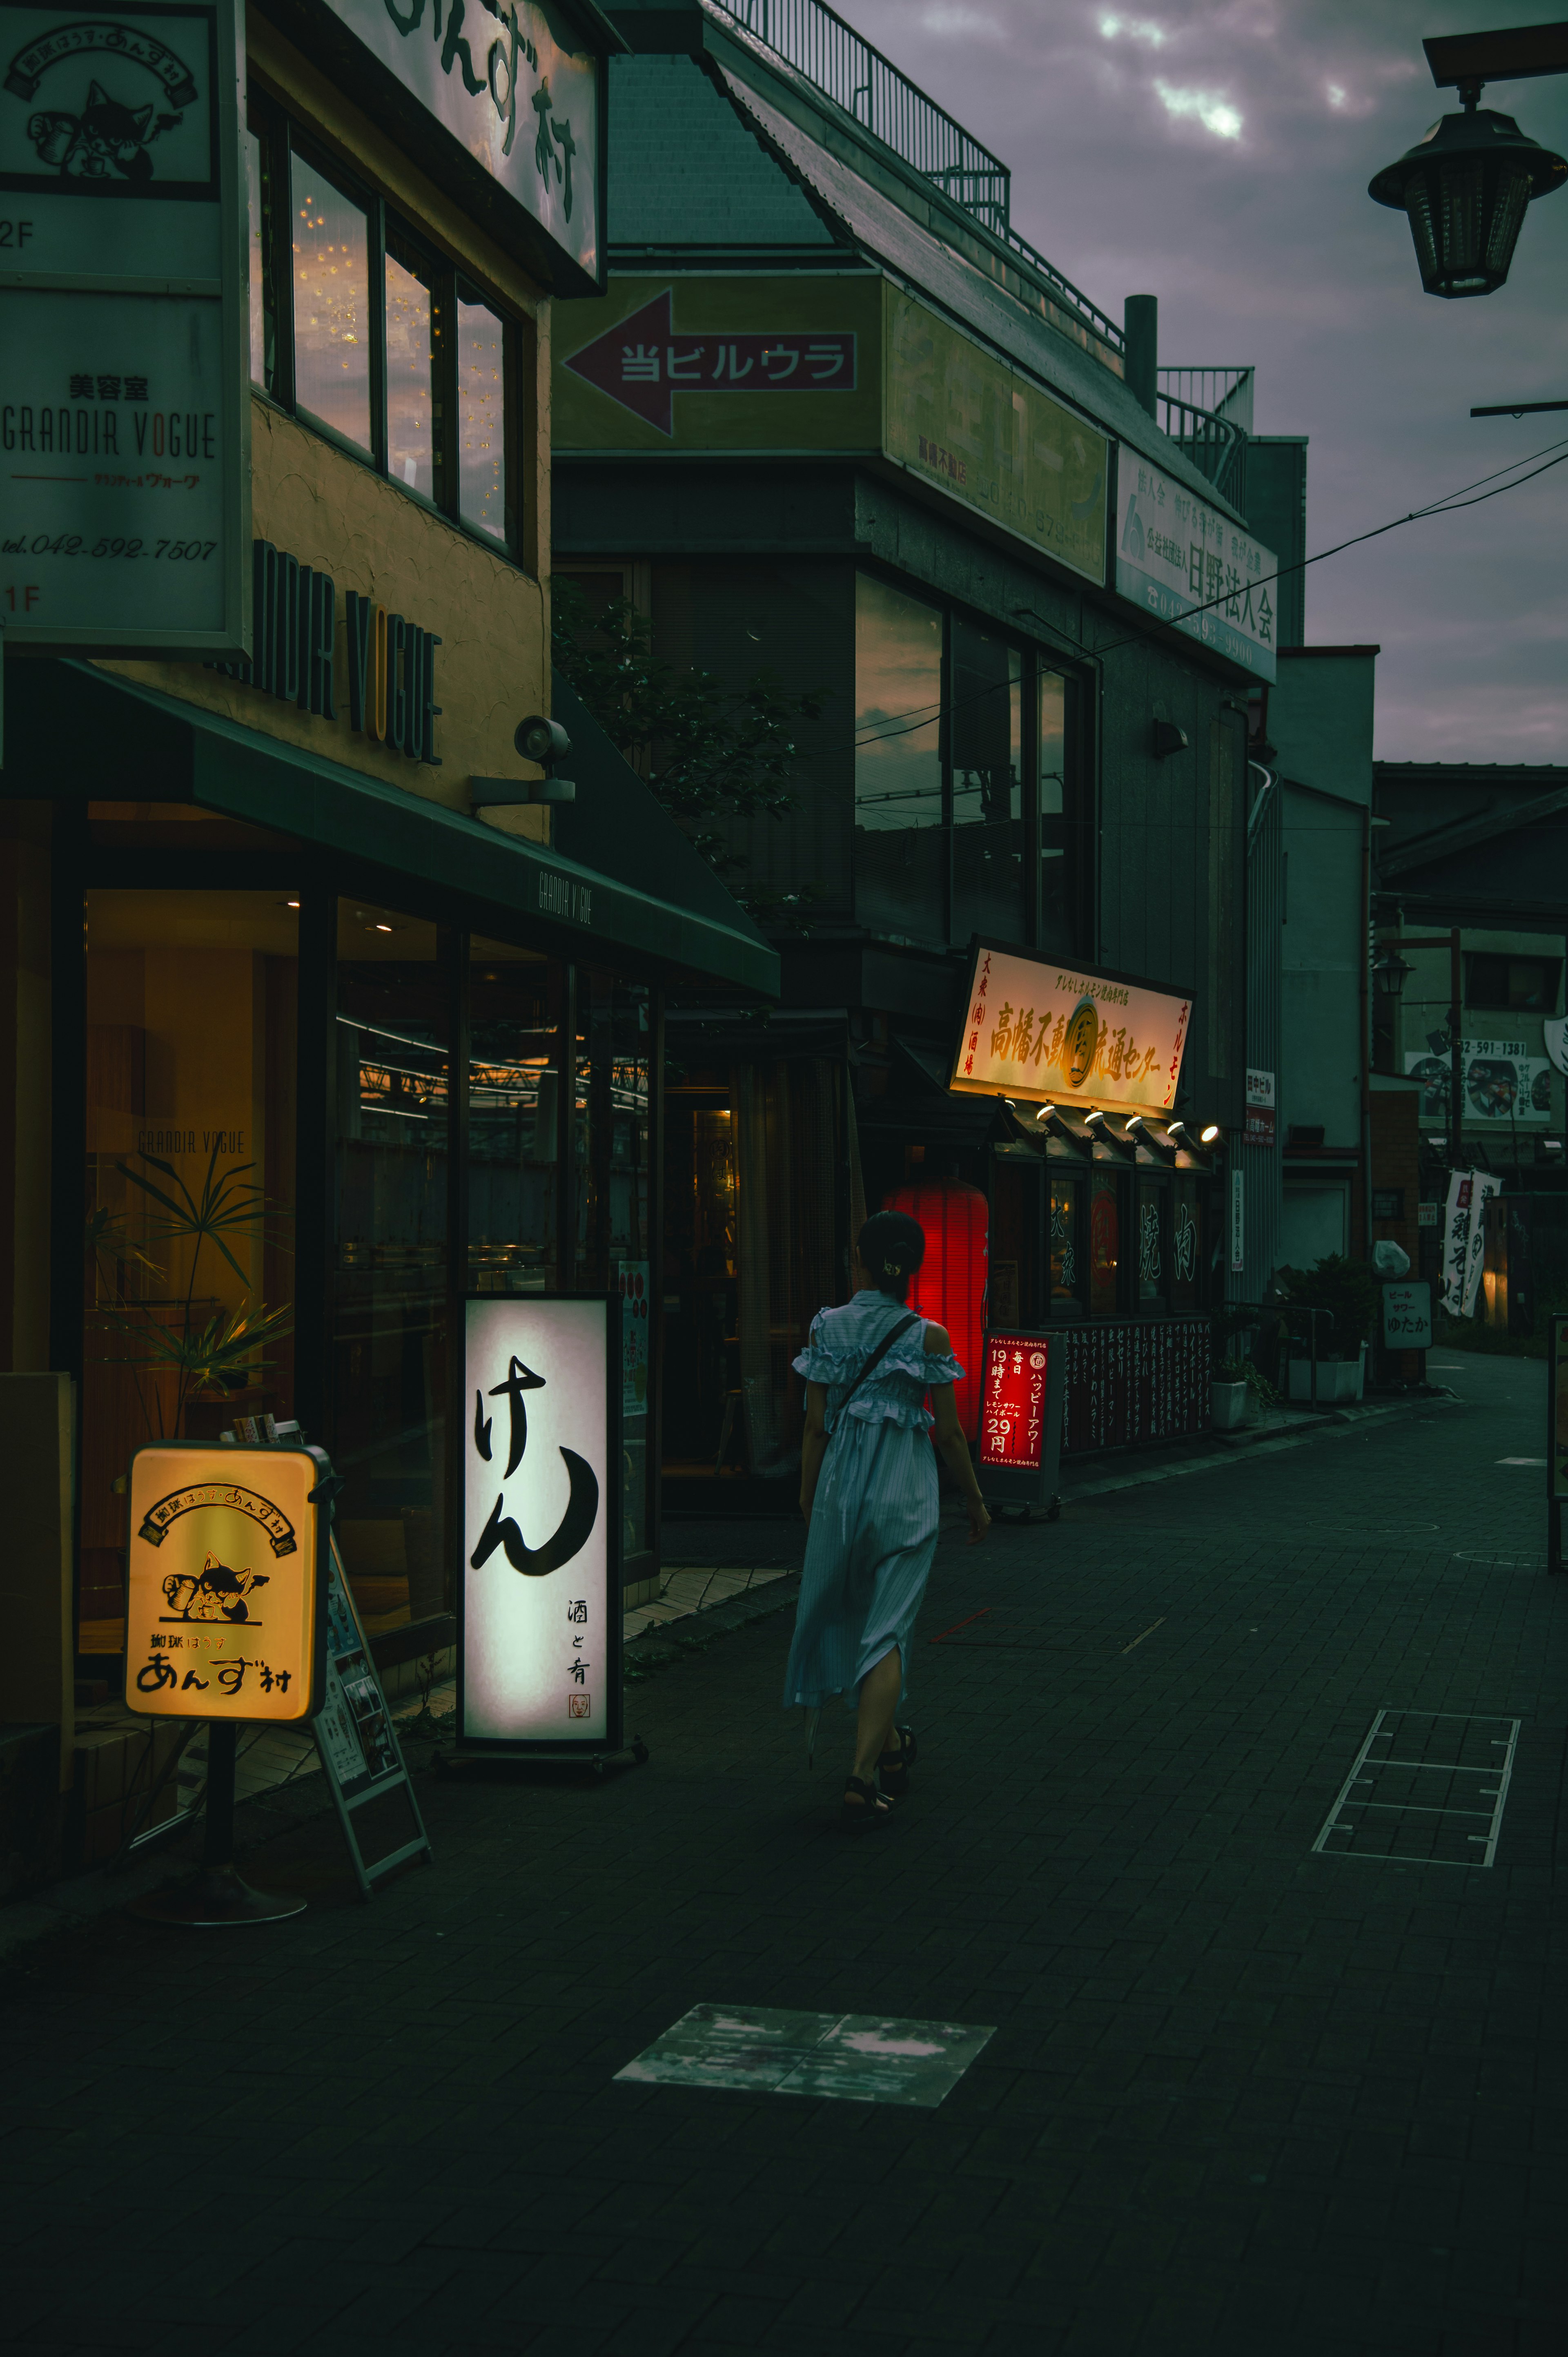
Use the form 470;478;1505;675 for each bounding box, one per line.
858;1210;925;1300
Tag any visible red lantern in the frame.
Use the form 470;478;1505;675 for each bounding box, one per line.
884;1177;989;1439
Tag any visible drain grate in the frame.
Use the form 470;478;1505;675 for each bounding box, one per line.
1313;1709;1520;1868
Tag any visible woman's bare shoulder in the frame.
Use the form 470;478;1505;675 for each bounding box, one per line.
921;1320;954;1355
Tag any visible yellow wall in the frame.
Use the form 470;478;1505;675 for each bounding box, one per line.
98;9;557;849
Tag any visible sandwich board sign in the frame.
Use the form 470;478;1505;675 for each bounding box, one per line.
0;0;250;656
976;1328;1066;1519
125;1438;330;1723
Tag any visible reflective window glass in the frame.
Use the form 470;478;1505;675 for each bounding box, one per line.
1171;1177;1200;1310
1090;1183;1119;1316
855;572;944;941
1038;668;1072;955
245;128;267;389
80;891;300;1659
951;620;1022;945
1049;1177;1081;1305
468;939;560;1297
458;291;507;541
290;151;371;451
332;902;449;1633
1138;1179;1165;1304
385;244;436;498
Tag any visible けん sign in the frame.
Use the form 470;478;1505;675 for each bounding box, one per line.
461;1293;622;1751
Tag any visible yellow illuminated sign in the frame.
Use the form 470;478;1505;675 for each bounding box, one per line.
125;1445;325;1724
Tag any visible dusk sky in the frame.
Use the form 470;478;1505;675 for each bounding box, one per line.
844;0;1568;763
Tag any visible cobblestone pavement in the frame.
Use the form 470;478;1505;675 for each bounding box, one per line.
2;1355;1565;2357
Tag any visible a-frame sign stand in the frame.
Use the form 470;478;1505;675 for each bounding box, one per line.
314;1536;434;1898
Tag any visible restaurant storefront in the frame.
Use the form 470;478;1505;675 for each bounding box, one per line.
0;0;775;1728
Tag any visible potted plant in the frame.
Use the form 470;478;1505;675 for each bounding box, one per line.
1210;1356;1250;1431
90;1142;292;1442
1279;1254;1376;1403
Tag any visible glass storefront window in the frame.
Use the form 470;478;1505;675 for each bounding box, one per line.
575;974;653;1558
1049;1177;1081;1306
80;890;299;1659
458;289;507;542
385;241;438;499
1171;1177;1201;1310
332;901;449;1634
468;940;560;1296
1138;1179;1165;1304
951;621;1022;946
290;148;371;451
855;572;944;941
1039;669;1073;956
1090;1182;1119;1316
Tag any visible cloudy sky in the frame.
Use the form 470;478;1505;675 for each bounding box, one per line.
842;0;1568;762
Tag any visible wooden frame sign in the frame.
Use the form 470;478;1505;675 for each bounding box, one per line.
976;1327;1065;1515
125;1439;332;1722
460;1293;623;1755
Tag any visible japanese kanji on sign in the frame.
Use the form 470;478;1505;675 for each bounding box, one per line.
461;1293;623;1754
124;1440;332;1724
975;1329;1066;1517
947;941;1193;1116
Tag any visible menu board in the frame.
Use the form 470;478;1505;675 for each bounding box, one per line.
980;1333;1051;1471
1058;1318;1211;1455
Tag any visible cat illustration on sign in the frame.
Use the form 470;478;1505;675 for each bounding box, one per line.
162;1554;270;1623
27;80;180;181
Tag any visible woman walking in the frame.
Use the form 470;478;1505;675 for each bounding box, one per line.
784;1209;991;1830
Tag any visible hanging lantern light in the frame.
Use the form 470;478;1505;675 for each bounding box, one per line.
1368;87;1566;298
884;1176;989;1441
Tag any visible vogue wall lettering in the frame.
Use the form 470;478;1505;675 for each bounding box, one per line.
209;536;443;762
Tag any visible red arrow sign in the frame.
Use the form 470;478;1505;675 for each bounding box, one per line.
562;288;858;436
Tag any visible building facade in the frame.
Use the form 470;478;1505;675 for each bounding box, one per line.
0;0;776;1826
553;0;1278;1496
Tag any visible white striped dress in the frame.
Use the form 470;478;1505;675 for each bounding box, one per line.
782;1289;965;1713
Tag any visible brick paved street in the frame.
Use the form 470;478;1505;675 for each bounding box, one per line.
2;1355;1565;2357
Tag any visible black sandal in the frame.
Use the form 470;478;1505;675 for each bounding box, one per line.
840;1775;892;1833
878;1725;918;1799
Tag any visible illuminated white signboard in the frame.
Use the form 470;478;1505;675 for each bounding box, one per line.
461;1294;621;1751
1115;447;1277;683
124;1441;329;1723
949;941;1192;1115
0;0;249;655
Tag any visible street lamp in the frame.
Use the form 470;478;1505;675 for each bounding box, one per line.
1368;23;1568;297
1372;947;1413;1003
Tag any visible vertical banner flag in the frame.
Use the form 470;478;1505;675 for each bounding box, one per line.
1442;1170;1501;1317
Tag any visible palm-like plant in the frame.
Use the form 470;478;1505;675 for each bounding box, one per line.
91;1141;293;1439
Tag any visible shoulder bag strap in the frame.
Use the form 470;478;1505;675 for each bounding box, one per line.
832;1311;920;1424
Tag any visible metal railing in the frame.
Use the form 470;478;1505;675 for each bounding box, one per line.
1158;366;1255;432
1155;386;1249;508
707;0;1124;351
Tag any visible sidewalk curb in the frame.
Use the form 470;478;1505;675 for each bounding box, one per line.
1058;1387;1459;1504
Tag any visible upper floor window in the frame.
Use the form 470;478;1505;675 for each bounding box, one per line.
853;571;1080;953
247;91;520;559
1465;952;1561;1013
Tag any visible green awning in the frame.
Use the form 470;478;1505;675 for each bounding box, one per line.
4;660;779;997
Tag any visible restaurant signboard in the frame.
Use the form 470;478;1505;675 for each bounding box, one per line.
976;1327;1065;1516
291;0;608;292
124;1440;330;1723
0;0;249;655
949;942;1191;1115
461;1293;622;1753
